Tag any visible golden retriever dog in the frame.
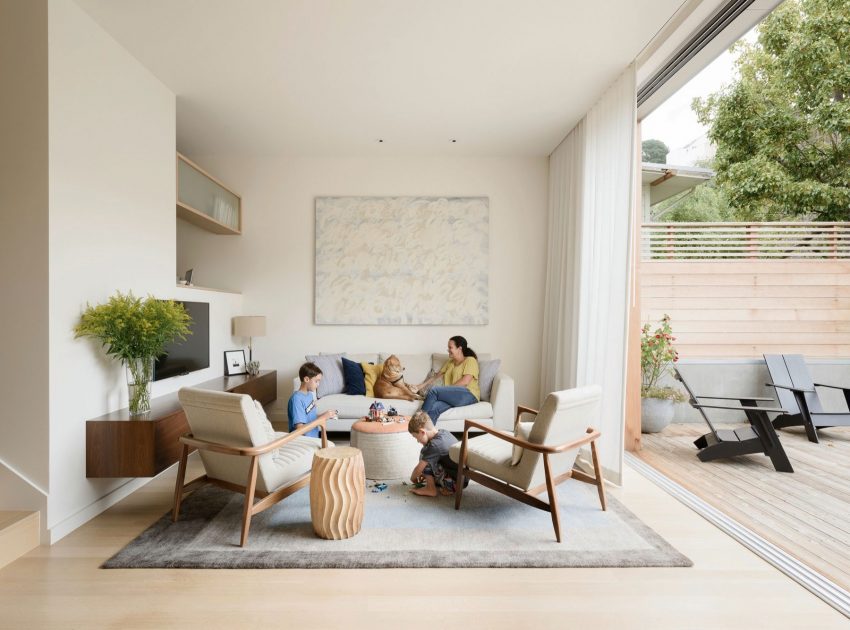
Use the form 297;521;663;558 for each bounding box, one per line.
374;355;422;401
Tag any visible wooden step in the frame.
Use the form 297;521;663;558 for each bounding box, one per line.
0;511;40;570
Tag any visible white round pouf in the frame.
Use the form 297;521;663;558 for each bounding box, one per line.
350;418;422;480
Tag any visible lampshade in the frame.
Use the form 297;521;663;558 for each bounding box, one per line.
232;315;266;337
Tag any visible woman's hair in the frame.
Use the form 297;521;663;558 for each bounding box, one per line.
299;362;323;381
449;335;477;360
408;411;435;435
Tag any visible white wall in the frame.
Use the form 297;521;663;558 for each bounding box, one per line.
0;0;50;516
45;0;243;542
177;156;549;408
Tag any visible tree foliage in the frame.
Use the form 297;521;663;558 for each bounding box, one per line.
642;138;670;163
694;0;850;221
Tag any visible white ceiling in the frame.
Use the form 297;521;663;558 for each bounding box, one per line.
75;0;686;157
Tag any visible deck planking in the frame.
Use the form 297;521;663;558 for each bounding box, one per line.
638;422;850;591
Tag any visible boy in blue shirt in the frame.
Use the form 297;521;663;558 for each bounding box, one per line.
288;362;337;438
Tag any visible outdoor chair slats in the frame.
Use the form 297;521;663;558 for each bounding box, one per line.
764;354;850;444
674;367;793;473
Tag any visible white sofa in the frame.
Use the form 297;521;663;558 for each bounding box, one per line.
291;352;514;433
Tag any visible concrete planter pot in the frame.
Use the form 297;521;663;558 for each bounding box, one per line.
641;397;675;433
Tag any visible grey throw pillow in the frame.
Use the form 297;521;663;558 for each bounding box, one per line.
304;353;345;398
478;359;501;401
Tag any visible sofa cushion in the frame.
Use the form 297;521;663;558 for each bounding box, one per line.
341;356;366;395
478;359;501;402
436;401;493;421
360;362;384;397
377;353;431;385
347;353;379;364
315;394;421;419
305;353;345;397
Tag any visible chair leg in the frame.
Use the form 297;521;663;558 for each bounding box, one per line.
590;439;607;511
455;433;469;511
172;444;190;522
543;454;561;543
240;456;259;547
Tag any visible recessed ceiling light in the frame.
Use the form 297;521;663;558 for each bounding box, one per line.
450;139;457;143
377;139;384;143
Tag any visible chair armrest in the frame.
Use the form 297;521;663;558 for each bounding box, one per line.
814;382;850;392
489;373;515;431
767;383;815;393
693;394;774;402
462;419;600;454
691;402;787;414
514;404;538;428
180;417;328;456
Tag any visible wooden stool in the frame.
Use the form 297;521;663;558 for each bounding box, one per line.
309;446;365;540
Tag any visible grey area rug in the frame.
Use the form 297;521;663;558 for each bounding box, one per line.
103;480;691;569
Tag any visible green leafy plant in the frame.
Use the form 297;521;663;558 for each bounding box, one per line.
640;314;684;401
74;292;192;413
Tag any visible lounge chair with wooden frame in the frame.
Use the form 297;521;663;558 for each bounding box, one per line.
449;385;606;543
764;354;850;444
173;387;331;547
674;366;793;473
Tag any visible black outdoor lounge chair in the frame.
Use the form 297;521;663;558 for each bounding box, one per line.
764;354;850;444
673;366;793;473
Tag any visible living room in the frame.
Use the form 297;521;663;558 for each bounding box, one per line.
2;0;847;627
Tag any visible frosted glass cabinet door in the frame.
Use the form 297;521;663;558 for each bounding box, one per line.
177;154;242;234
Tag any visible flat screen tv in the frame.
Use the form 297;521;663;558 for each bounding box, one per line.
154;301;210;381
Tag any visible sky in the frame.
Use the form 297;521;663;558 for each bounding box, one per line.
641;28;757;166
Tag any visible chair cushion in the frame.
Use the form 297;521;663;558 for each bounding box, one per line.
341;356;366;395
305;353;345;397
360;362;384;397
511;421;534;466
258;435;330;494
478;359;501;401
448;433;530;489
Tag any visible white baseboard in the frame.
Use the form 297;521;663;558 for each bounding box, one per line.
48;477;151;544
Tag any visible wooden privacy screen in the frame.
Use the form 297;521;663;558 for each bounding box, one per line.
640;260;850;358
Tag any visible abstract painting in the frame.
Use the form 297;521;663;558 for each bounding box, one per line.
315;196;489;325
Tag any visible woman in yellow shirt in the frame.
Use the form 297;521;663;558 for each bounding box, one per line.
418;335;480;423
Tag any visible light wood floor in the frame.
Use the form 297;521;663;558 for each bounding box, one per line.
0;454;846;629
639;422;850;593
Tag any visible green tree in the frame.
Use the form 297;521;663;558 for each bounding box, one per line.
642;139;670;163
694;0;850;221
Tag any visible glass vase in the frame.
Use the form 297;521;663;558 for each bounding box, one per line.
126;357;154;416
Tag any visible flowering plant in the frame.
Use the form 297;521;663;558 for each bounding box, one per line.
640;314;685;401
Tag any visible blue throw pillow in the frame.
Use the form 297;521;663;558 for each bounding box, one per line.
342;356;366;396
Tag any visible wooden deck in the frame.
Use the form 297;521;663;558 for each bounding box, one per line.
638;422;850;592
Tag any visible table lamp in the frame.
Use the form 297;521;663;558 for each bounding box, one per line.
232;315;266;362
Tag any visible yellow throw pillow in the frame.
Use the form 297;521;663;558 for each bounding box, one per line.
360;362;384;398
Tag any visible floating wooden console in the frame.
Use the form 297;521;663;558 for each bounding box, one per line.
86;370;277;478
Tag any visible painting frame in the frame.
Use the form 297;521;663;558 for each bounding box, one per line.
224;349;247;376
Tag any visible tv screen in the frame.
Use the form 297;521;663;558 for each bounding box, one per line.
154;301;210;381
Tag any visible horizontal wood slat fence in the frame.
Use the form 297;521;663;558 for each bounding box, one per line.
640;259;850;359
641;222;850;260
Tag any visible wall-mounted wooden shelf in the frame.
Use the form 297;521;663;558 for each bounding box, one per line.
86;370;276;478
176;152;242;235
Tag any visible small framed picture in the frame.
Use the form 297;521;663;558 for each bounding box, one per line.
224;349;247;376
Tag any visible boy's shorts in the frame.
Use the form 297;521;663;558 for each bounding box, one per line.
422;463;468;492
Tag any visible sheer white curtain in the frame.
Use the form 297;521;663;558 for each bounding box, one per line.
540;66;636;484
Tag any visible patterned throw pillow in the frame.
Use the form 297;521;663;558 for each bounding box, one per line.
304;353;345;398
418;369;441;397
478;359;501;401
